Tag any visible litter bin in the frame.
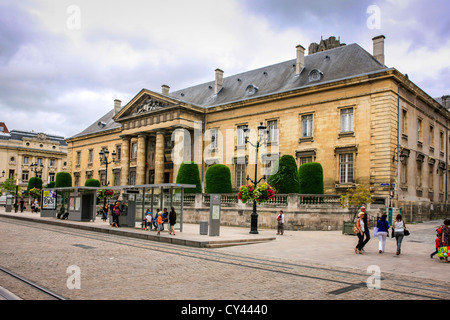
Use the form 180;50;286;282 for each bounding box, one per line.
199;220;208;235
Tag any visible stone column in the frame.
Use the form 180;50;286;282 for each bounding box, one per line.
136;133;146;185
154;131;165;184
172;128;191;183
120;136;130;186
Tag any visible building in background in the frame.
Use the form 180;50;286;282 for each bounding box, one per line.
0;125;68;192
66;35;450;221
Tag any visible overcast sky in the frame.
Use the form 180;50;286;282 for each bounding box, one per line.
1;0;449;138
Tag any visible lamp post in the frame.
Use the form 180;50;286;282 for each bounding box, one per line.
99;148;116;207
243;122;267;234
30;162;43;209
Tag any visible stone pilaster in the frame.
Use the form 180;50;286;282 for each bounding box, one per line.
136;133;146;185
120;136;130;186
155;131;165;184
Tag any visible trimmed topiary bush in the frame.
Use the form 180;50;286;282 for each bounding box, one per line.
267;155;299;194
176;161;202;193
55;172;72;188
85;179;101;187
205;164;232;194
45;181;56;188
298;162;324;194
27;177;43;192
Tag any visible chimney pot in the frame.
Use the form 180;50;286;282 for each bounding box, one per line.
372;35;385;65
214;68;224;94
161;84;170;95
296;44;305;75
114;99;121;116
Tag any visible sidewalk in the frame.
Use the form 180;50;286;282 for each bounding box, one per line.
0;208;448;282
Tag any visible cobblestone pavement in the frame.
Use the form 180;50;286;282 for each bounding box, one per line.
0;217;449;301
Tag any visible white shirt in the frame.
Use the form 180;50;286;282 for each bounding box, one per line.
277;214;284;224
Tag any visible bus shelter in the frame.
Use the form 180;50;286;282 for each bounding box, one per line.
42;183;195;231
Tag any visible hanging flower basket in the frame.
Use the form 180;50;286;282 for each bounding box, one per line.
238;182;276;204
238;183;255;204
97;189;115;200
29;187;41;198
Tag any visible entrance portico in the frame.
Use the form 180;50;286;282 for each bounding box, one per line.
114;89;204;186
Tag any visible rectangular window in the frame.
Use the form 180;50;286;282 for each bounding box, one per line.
440;131;444;152
417;118;422;142
235;164;246;188
430;126;434;148
23;156;29;165
114;171;120;186
50;159;55;167
417;162;422;187
131;142;137;159
210;129;218;149
37;158;43;166
116;145;122;161
22;171;29;182
401;161;407;184
402;109;408;135
302;114;313;138
237;125;247;146
49;172;55;182
88;149;93;163
429;165;434;190
339;154;353;183
340;108;353;133
76;151;81;165
268;120;278;142
300;157;312;165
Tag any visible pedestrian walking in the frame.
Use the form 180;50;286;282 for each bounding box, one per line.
392;214;405;255
153;208;161;230
102;205;108;222
354;211;365;254
441;219;450;263
111;202;121;228
376;214;390;253
169;207;176;235
19;198;25;212
361;206;371;251
276;210;284;235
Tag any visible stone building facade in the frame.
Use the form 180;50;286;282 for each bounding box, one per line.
0;124;68;192
66;35;450;221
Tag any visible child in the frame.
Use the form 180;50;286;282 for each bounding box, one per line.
431;226;444;260
145;210;152;230
156;211;163;235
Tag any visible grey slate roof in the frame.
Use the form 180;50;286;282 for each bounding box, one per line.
0;130;67;146
169;43;387;107
70;42;388;139
69;109;121;139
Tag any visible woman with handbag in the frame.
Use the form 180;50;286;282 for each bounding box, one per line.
354;212;365;254
392;214;405;255
376;214;390;253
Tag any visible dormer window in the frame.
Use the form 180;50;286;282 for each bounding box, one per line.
245;84;259;96
308;69;323;82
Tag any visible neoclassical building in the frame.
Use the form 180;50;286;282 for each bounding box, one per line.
0;123;68;192
66;35;450;218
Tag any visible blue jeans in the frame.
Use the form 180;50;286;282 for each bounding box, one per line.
395;231;404;253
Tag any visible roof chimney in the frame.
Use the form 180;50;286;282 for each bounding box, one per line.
114;99;121;116
214;68;224;94
296;44;305;75
372;35;385;65
161;84;170;95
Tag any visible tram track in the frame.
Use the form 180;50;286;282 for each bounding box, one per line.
0;266;66;300
0;217;449;300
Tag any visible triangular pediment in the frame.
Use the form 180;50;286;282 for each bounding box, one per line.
114;89;181;121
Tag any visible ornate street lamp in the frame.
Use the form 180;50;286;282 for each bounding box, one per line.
243;122;267;234
99;148;116;187
30;162;44;187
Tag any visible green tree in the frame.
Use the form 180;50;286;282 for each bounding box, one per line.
298;162;324;194
205;164;232;194
55;172;72;187
85;179;101;187
27;177;43;193
1;176;20;196
339;185;374;221
267;155;299;194
176;161;202;193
